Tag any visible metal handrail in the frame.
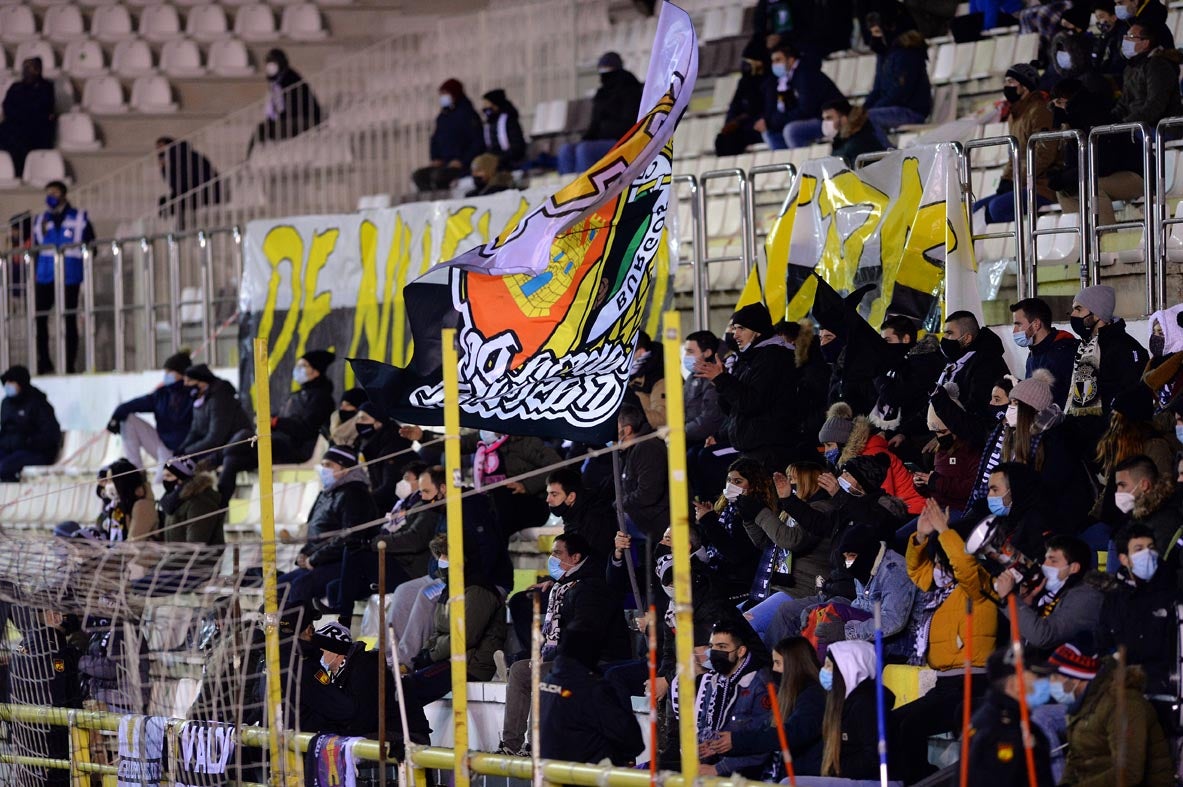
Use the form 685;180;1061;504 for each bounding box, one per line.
1026;128;1087;296
964;135;1025;295
1154;117;1183;313
746;161;798;323
672;174;706;331
854;150;892;169
699;168;755;315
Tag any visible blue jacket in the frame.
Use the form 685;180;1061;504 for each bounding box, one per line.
845;547;917;658
33;205;95;285
864;30;933;118
1024;329;1079;409
763;63;842;132
695;663;774;778
111;381;194;451
429;98;485;168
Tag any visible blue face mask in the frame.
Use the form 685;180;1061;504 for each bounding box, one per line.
45;195;60;209
1175;424;1183;444
824;447;841;465
293;366;309;385
547;555;565;580
437;558;449;570
987;496;1011;516
1012;330;1032;348
819;666;834;691
1026;677;1051;708
682;353;697;374
163;371;180;386
316;465;336;490
2;383;17;398
1049;679;1074;705
771;62;788;78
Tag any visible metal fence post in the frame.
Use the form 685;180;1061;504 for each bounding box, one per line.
82;243;96;372
142;238;157;370
1154;118;1183;314
53;247;66;373
1025;129;1086;297
198;231;216;365
112;241;126;372
964;135;1025;298
1086;123;1153;314
0;254;9;372
671;175;704;331
167;234;182;354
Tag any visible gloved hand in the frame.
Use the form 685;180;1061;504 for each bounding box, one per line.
411;649;434;671
106;418;121;435
813;621;847;644
733;493;764;521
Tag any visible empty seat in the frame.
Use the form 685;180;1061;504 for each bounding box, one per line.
0;152;20;188
43;5;86;42
23;150;67;187
58;111;102;152
79;0;119;7
14;41;59;76
930;42;956;83
969;36;996;78
112;39;155;76
185;4;229;40
139;4;182;41
131;74;177;112
82;75;127;112
280;3;326;41
207;37;252;76
63;40;107;76
233;4;276;41
160;38;205;76
0;6;36;44
92;5;135;42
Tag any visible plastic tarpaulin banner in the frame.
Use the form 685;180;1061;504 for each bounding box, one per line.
737;143;980;330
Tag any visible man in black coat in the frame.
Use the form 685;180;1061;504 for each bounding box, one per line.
352;401;415;513
967;646;1056;787
934;310;1010;440
479;89;527;169
176;364;252;462
869;315;944;461
0;365;61;481
546;467;617;560
247;48;322;155
1067;285;1149;424
617;404;669;541
557;52;644;174
0;58;55;177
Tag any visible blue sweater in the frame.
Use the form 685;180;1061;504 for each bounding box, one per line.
111;381;193;451
865;32;933;118
429;98;485;168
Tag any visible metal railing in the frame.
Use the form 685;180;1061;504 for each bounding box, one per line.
672;174;706;330
1155;117;1183;313
964;135;1025;296
699;168;754;317
1025;129;1087;296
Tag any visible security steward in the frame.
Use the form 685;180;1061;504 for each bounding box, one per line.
966;646;1056;787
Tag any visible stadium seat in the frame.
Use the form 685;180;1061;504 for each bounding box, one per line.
280;4;327;41
57;111;102;152
185;4;230;41
0;152;20;188
357;193;391;209
131;75;179;112
139;3;183;42
112;38;156;76
63;40;107;76
233;4;277;41
930;42;955;83
80;0;120;6
207;37;253;76
83;75;128;112
14;40;59;77
1011;32;1039;65
161;38;206;76
969;36;995;79
0;6;36;44
92;5;136;42
22;149;68;187
43;5;87;42
850;54;876;96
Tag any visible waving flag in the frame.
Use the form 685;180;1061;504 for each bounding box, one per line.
353;2;698;441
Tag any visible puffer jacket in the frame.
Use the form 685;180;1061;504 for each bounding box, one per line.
0;383;60;457
274;375;335;463
838;419;925;514
905;528;997;670
1094;319;1151;415
1115;46;1183;128
426;583;506;680
299;468;379;566
713;335;797;458
160;472;224;546
178;378;251;456
1062;661;1174;787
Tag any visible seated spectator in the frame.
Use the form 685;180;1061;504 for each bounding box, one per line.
155;137;221;229
218;350;337;503
995;534;1102;651
557;53;643;175
967;646;1055;786
830;402;925;515
862;15;932;146
1010;298;1078;409
0;365;61;482
912;383;979;520
248;49;322;155
153;456;224;586
0;58;55;178
821;98;885;168
327;387;367;447
715;41;771;156
465;153;514;198
1113;455;1183;577
413;78;485;192
972;63;1053;224
617;404;670;541
107;351;193;478
1067;285;1149;428
175;364;252;464
766;44;843;149
694;458;772;604
98;459;157;543
479;89;527;170
695;622;773;779
353;401;414;513
1038;9;1095;90
1092;1;1129;76
546;467;615;560
1050;644;1174;787
817;640;892;780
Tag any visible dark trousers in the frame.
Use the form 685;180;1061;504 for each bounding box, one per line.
218;428;302;504
412;164;464;192
0;448;55;482
326;548;410;627
277;561;340;604
406;660;452;706
35;282;80;374
507;586;550;661
890;672;988;784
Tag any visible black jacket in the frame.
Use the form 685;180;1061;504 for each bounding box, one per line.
967;688;1055;787
1094;319;1150;415
430;97;485;168
871;336;943;440
270;67;323;138
837;678;896;780
357;424;414;513
1097;568;1178;696
300;470;379;566
275;375;334;462
560;492;618;560
620;423;669;539
585;70;644;142
0;384;60;457
557;555;633;663
762;62;842;132
724;71;768;131
482;104;528;167
714;336;797;457
178;378;251;456
538;655;645;766
830;107;885;167
160;140;221;207
376;500;442;578
1025;330;1078;409
936;328;1010;441
1;77;55;151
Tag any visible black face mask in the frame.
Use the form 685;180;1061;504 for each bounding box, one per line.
1150;334;1166;357
708;648;737;674
1003;86;1021;104
869;37;888;55
939;337;965;361
988;403;1007;420
936;433;955;450
187;385;201;399
1070;315;1094;340
338;409;357;423
483;107;496;121
355;422;376;437
472;176;488;189
162;479;179;495
819;339;844;364
549;501;570;518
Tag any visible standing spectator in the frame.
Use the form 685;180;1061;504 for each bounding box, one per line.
464;153;514;198
934;310;1010;429
695;623;773;779
557;53;643;175
32;181;94;375
174;364;251;462
545;467;616;561
1092;1;1129;76
107;351;194;477
967;646;1056;787
1067;285;1149;423
973;64;1054;224
0;365;60;481
155;137;221;229
479;89;527;170
0;58;55;177
248;49;322;154
413;78;485;192
682;330;723;447
869;315;944;461
766;44;843;149
352;401;414;513
715;41;771;155
617;403;669;541
862;16;932;146
821;99;884;167
1010;298;1078;408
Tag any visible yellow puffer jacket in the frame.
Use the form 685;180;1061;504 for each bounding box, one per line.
906;528;998;670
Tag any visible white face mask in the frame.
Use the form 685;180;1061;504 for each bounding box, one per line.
1114;490;1137;514
439;93;454;108
264;62;279;77
395;479;413;501
844;557;855;569
821;118;839;140
1055;50;1073;70
1042;564;1067;595
1115;4;1132;20
723;482;743;502
1121;37;1138;58
1004;403;1019;428
317;465;337;489
1130;548;1159;581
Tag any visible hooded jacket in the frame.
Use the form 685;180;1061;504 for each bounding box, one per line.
620;422;669;540
299;468;379;566
830;106;884;167
0;381;60;457
111;380;193;452
177;378;251;456
539;654;645;766
1024;329;1079;409
1129;479;1183;589
827;641;896;780
838;419;925;514
713;335;797;456
864;29;932;118
275;375;335;463
1002;90;1055;202
160;471;224;547
430;95;485;168
1115;45;1183;128
1093;319;1151;415
585;69;644;142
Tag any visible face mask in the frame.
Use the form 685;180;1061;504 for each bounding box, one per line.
707;648;736;673
1121;38;1138;58
395;479;413;500
987;496;1011;516
844;557;855;569
936;433;955;450
939;337;965;361
3;383;17;398
869;37;888;55
1012;329;1033;348
437;558;449;570
317;465;337;490
837;476;861;496
1003;86;1021;104
824;447;841;465
821;118;839;139
1005;403;1019;428
723;482;743;502
1070;315;1094;339
547;555;565;580
771;62;787;78
1042;564;1067;595
46;195;61;209
162;479;178;495
682;353;697;374
482;107;496;120
187;385;201;399
1055;50;1073;71
479;429;499;444
265;62;280;77
439;94;453;108
1150;334;1165;357
1114;491;1137;514
355;422;376;437
549;502;570;518
1130;548;1159;581
163;371;180;385
819;666;834;691
1115;4;1132;20
319;655;335;674
293;366;309;385
1026;677;1051;708
1049;679;1075;705
1175;424;1183;444
338;408;357;423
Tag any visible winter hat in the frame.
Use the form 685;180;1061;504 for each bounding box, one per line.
300;349;336;375
1010;369;1055;413
1060;5;1093;31
164;456;197;481
818;402;854;445
986;644;1055;683
1005;63;1039;91
597;51;624;71
163;351;192;374
1073;285;1116;323
182;363;215;384
843;453;890;492
927;381;963;431
323;444;359;469
340;387;368;408
1112;383;1154;422
1046;643;1100;681
0;365;31;387
729;302;774;337
312;621;352;655
482;88;509;109
357;400;387;423
439;78;465;101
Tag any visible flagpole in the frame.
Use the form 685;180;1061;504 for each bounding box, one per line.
1005;594;1038;787
647;603;659;787
874;601;888;787
959;596;973;787
766;682;797;786
660;311;698;781
610;448;645;614
441;328;469;787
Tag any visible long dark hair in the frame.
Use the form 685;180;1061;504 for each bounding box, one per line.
103;459;147;515
774;637;820;722
820;659;848;777
715;457;778;513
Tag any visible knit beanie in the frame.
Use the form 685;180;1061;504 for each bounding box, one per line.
1047;643;1099;681
301;349;336;375
340;387;368;408
1112;383;1154;422
164;456;197;481
1010;369;1055;413
843;453;890;492
323;444;359;469
1005;62;1039;90
182;363;215;384
597;51;624;71
163;351;192;374
818;402;854;445
729;302;774;337
927;381;963;432
1074;285;1116;323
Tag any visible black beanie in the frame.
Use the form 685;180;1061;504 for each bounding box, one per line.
301;350;336;375
182;363;215;384
729;303;774;336
340;387;368;408
358;400;386;423
323;443;359;469
843;453;890;492
164;351;192;374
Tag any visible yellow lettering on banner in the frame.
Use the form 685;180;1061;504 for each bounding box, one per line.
816;170;889;288
388;216;414;367
477;209;491;243
873;157;926;326
258;226;306;378
346;219;383;388
290;228;339;389
644;229;671;338
441;207;477;262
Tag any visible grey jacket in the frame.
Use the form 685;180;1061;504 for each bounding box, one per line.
178;378;252;456
743;498;835;599
684;375;723;443
1011;576;1103;650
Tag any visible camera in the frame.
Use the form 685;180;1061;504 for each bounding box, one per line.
964;515;1044;588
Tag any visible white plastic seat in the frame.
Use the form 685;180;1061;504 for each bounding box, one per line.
930;42;955;83
850;54;876;96
280;3;326;41
22;150;67;187
160;38;205;76
949;41;974;81
79;0;119;7
91;5;135;42
233;4;276;41
1011;32;1039;65
63;40;107;76
42;6;86;42
82;75;127;112
58;111;102;152
14;41;59;77
112;39;155;76
0;6;36;44
131;74;177;112
969;36;995;79
207;37;252;76
185;4;229;41
139;4;182;42
0;152;20;188
990;32;1017;69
